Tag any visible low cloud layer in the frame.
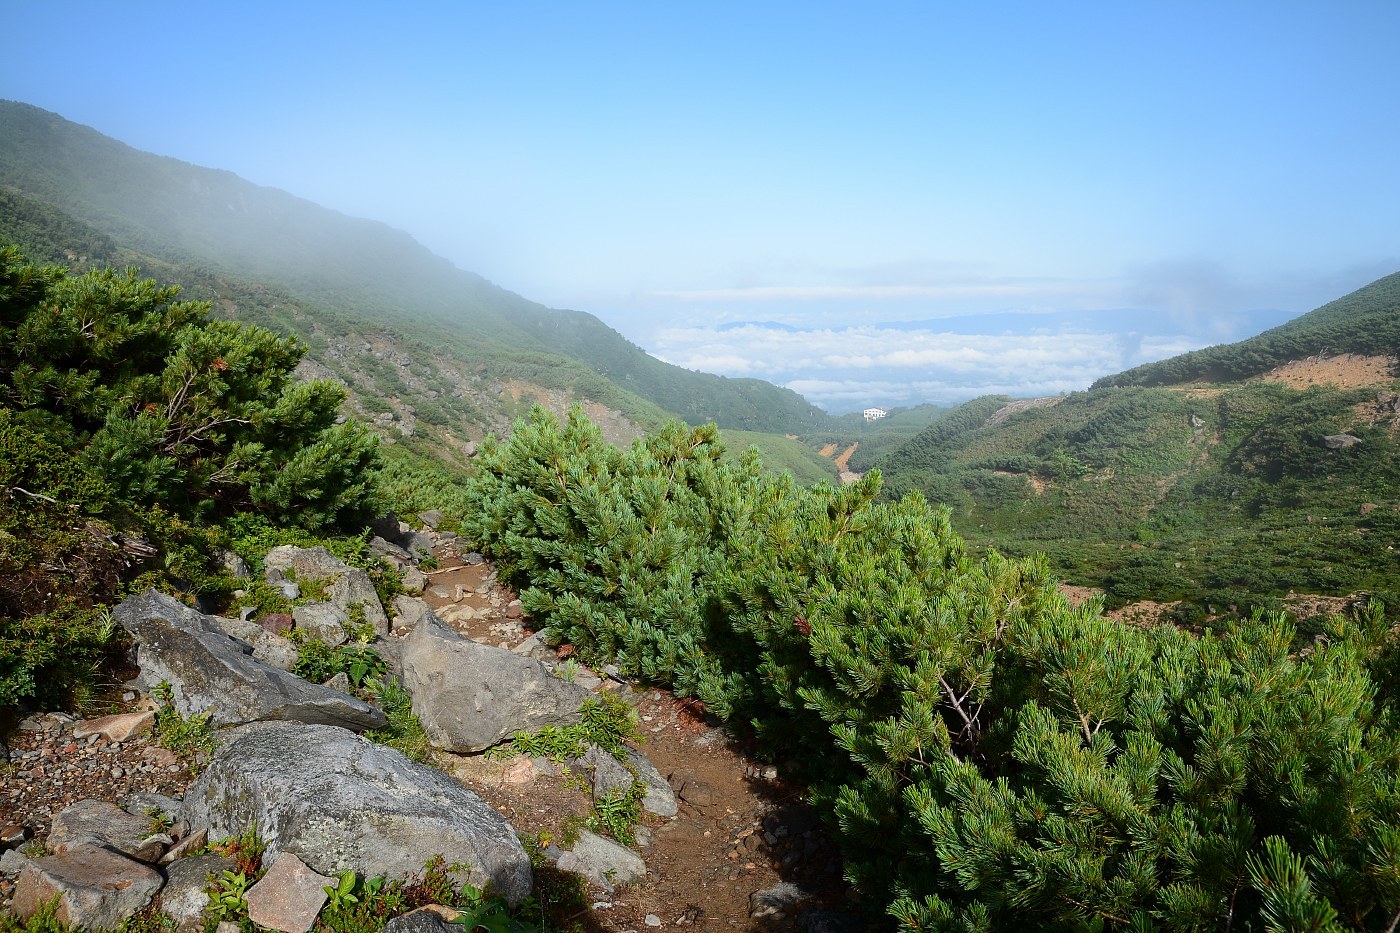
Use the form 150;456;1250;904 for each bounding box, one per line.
645;313;1284;412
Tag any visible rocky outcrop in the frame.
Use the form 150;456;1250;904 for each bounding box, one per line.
48;799;167;862
399;614;591;753
181;721;532;904
114;590;386;732
263;545;389;636
573;745;678;817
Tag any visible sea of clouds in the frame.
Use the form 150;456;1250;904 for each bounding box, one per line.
643;309;1292;413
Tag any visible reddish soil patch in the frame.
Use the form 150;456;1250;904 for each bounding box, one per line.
832;444;858;473
1259;354;1396;390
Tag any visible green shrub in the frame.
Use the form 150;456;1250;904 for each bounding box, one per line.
463;405;1400;931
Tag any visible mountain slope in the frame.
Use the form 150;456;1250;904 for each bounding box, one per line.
0;100;829;437
875;274;1400;614
1094;270;1400;388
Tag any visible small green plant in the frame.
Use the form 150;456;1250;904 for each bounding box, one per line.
452;883;537;933
496;692;642;763
365;677;432;763
145;806;174;834
552;658;579;683
204;869;251;926
323;869;382;912
291;631;386;690
0;896;76;933
150;680;216;764
498;693;648;845
115;907;178;933
587;781;645;846
210;825;265;878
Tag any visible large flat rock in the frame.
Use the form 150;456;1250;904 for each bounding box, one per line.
181;721;531;904
12;844;163;931
114;589;386;732
400;614;591;753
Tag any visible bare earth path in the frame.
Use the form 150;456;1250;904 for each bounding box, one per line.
419;545;855;930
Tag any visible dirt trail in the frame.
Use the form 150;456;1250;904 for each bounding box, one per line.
420;546;854;930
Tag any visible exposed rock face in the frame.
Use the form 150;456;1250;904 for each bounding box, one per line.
181;721;531;904
400;615;591;753
215;616;299;671
1323;433;1362;449
11;844;163;931
114;590;386;732
161;853;236;933
573;745;677;817
72;711;155;742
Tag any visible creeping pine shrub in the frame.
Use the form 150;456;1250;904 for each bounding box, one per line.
463;405;1400;931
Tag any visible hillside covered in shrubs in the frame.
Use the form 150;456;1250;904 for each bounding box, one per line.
460;406;1400;930
6;247;1400;930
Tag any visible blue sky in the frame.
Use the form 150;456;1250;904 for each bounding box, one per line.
5;2;1399;410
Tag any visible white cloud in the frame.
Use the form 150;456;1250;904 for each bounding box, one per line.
648;319;1209;412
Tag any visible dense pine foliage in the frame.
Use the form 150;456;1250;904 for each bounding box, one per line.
464;405;1400;930
0;246;381;706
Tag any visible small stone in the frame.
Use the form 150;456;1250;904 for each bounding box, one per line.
259;613;294;635
245;853;333;933
646;914;663;927
0;823;28;848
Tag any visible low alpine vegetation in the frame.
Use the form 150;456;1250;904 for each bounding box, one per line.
464;405;1400;931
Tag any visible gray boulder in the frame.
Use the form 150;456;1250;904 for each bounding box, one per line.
391;596;435;633
114;590;386;732
161;853;236;933
370;536;414;570
1323;433;1362;449
400;615;591;753
12;844;163;931
291;603;349;646
750;882;811;919
216;616;299;671
574;745;677;818
382;909;459;933
557;830;646;889
49;799;168;863
181;721;531;904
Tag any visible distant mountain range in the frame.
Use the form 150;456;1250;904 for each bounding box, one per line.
0;100;830;462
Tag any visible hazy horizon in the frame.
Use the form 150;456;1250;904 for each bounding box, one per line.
4;2;1398;412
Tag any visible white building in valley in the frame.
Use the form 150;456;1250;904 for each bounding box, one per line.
863;407;887;422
